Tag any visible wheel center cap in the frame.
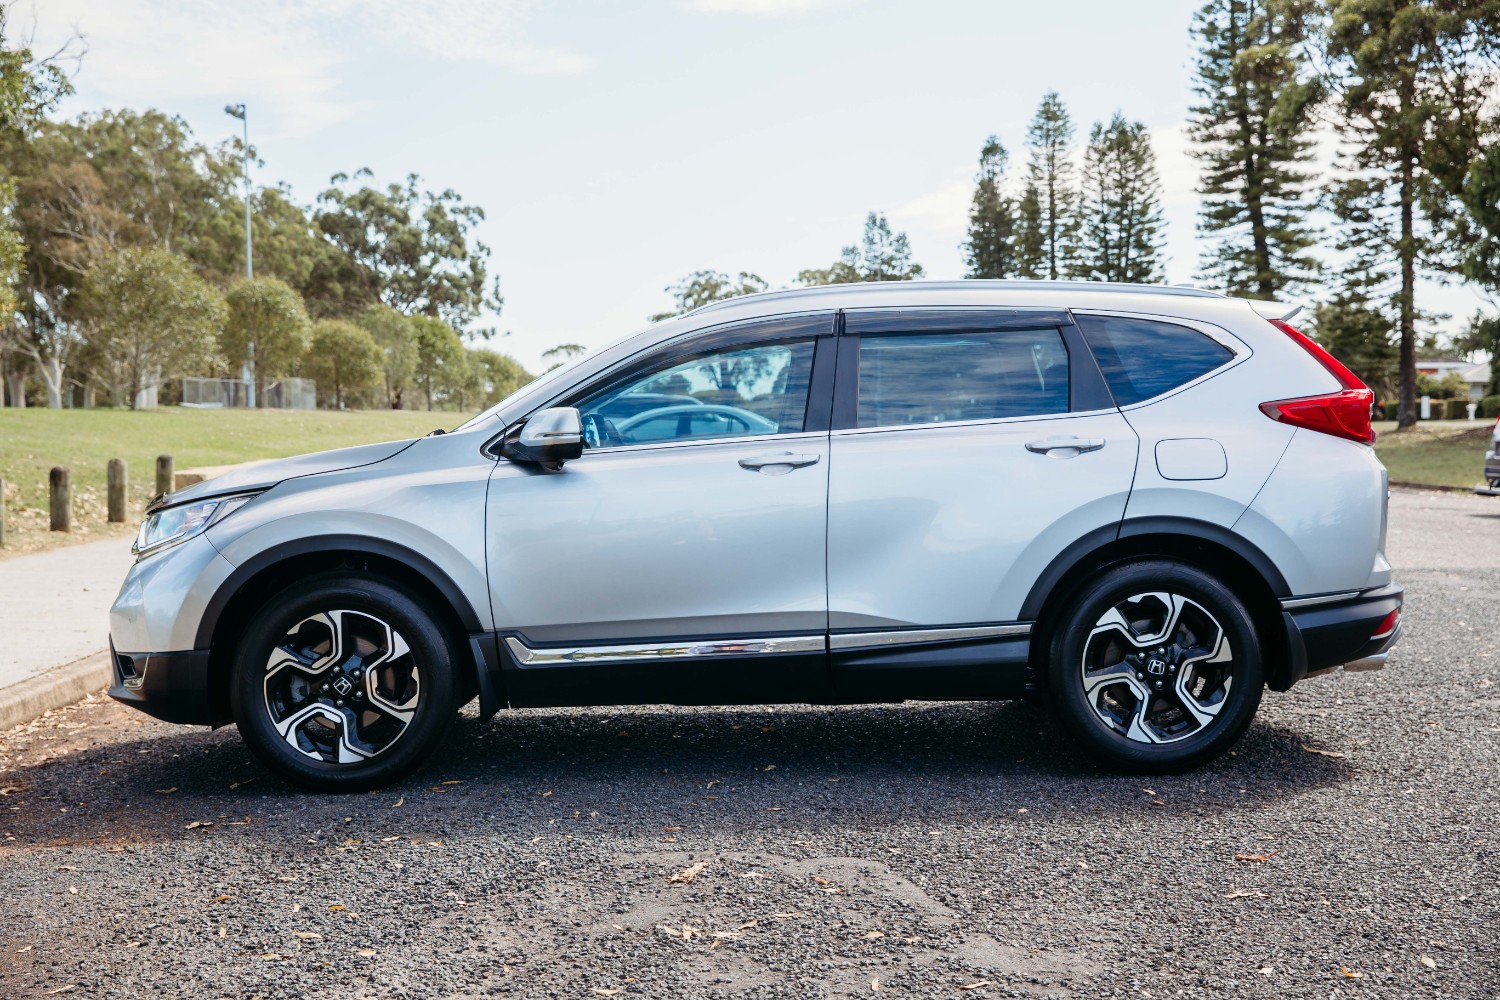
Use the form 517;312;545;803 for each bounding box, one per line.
1145;657;1168;676
331;675;354;697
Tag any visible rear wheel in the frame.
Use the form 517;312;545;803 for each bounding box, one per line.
1046;560;1263;773
230;573;459;792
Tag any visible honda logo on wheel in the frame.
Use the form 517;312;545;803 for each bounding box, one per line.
332;676;353;696
1146;658;1167;676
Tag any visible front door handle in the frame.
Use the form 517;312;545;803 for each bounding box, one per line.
1025;437;1106;456
738;452;821;470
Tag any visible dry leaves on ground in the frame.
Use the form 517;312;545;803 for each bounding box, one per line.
1301;744;1347;759
667;861;709;884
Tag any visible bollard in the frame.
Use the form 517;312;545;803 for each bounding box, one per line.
49;466;71;532
107;458;128;523
0;475;6;547
155;455;174;498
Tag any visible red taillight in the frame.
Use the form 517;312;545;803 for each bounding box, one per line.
1370;609;1400;641
1259;319;1376;445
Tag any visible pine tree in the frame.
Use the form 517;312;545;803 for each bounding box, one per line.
1188;0;1321;299
1024;92;1079;280
1327;1;1500;427
798;212;923;285
962;136;1017;278
1074;113;1167;284
1312;175;1397;399
1013;182;1046;279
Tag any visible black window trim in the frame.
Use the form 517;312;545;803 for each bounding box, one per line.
829;307;1116;433
1067;307;1250;411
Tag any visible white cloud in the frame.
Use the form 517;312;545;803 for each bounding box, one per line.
27;0;590;137
684;0;856;15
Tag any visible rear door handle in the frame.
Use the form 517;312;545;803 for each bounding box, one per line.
738;452;821;470
1025;437;1105;456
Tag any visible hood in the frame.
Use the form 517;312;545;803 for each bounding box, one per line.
152;438;419;511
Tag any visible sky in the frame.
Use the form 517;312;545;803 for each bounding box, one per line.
22;0;1490;370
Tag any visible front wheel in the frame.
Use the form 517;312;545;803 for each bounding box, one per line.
1045;560;1264;773
230;573;459;792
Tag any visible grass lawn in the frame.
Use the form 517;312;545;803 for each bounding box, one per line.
0;408;457;558
1373;418;1494;490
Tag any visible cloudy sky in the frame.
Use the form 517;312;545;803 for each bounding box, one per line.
23;0;1486;368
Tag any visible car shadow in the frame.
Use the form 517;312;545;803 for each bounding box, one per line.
0;700;1353;852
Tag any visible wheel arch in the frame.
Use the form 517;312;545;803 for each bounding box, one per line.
1022;518;1295;692
197;535;487;726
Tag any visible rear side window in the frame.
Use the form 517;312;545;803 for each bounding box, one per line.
1075;314;1233;406
856;328;1068;428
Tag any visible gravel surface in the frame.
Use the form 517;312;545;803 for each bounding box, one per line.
0;488;1497;999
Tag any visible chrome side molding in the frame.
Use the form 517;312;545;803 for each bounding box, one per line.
504;634;825;665
830;623;1031;651
1279;591;1360;610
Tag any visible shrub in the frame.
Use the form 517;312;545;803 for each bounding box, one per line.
1481;395;1500;419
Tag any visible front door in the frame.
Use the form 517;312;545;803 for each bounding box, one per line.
825;308;1139;698
486;314;836;706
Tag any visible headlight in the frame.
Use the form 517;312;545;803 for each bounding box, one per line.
133;493;258;558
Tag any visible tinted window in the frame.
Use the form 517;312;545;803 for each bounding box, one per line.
577;340;814;447
1075;314;1233;406
856;328;1069;428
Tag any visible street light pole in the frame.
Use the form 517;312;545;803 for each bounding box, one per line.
224;103;255;407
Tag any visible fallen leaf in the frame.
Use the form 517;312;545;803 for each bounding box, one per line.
1141;788;1156;796
662;826;682;832
328;905;346;912
863;930;884;940
760;764;776;772
185;821;213;830
1301;744;1347;759
871;977;880;992
771;911;805;918
737;919;758;930
705;781;720;790
591;990;623;997
1420;955;1437;969
43;987;76;996
391;797;404;808
668;861;709;884
357;948;377;957
295;932;322;940
441;780;463;785
1259;967;1274;975
209;895;233;904
541;790;553;798
960;982;992;991
766;806;785;812
1234;850;1282;863
154;788;177;795
1340;966;1363;979
67;886;78;895
259;953;283;960
218;927;226;938
1223;889;1267;899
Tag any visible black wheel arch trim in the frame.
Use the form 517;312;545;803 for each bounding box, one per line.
1019;516;1292;622
195;535;486;649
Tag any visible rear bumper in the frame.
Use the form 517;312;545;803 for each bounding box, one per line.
107;640;215;725
1277;583;1403;690
1478;454;1500;494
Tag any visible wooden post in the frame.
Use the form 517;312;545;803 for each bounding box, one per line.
155;455;174;497
49;467;70;532
0;476;7;547
107;458;128;523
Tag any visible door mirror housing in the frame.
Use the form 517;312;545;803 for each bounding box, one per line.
503;407;584;469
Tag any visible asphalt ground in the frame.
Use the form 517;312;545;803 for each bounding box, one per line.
0;488;1496;999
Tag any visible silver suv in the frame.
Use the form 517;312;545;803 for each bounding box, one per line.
108;281;1403;790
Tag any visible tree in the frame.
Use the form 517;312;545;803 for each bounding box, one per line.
1025;92;1080;279
464;347;532;409
221;277;311;405
314;170;503;331
541;343;586;371
962;136;1018;278
1074;113;1167;283
1458;146;1500;396
798;212;923;285
353;304;418;409
650;270;768;321
1188;0;1321;299
301;319;383;409
1313;175;1398;398
410;314;467;410
76;247;224;408
1326;1;1500;428
1013;182;1046;279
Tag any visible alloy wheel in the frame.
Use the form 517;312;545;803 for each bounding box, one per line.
1079;591;1234;744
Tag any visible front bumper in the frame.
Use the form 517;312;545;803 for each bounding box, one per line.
1277;583;1403;690
108;641;215;725
1477;452;1500;495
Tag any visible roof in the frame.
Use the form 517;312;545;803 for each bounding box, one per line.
686;279;1226;318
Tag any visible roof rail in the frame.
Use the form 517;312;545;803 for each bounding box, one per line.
687;279;1226;316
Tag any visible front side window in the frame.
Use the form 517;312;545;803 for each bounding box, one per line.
1074;314;1234;406
576;340;815;448
856;328;1069;429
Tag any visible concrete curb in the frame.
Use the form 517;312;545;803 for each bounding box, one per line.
1388;480;1478;494
0;651;111;732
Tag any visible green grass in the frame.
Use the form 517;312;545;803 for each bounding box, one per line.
0;408;456;556
1373;419;1494;489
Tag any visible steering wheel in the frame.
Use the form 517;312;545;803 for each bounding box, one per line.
582;413;624;449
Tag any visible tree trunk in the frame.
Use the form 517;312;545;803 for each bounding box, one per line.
37;355;64;409
4;369;24;408
1396;151;1418;429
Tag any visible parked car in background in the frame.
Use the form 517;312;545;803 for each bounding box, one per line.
108;280;1403;790
1479;413;1500;496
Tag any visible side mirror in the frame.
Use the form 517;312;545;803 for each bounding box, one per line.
503;407;584;469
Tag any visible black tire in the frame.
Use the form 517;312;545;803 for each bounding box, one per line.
1045;560;1264;773
230;573;460;792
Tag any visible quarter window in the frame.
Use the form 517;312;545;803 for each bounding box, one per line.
856;328;1069;428
576;340;815;448
1074;314;1234;406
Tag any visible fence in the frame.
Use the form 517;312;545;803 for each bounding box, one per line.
181;376;316;410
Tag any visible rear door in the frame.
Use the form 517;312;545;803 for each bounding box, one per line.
825;308;1138;697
